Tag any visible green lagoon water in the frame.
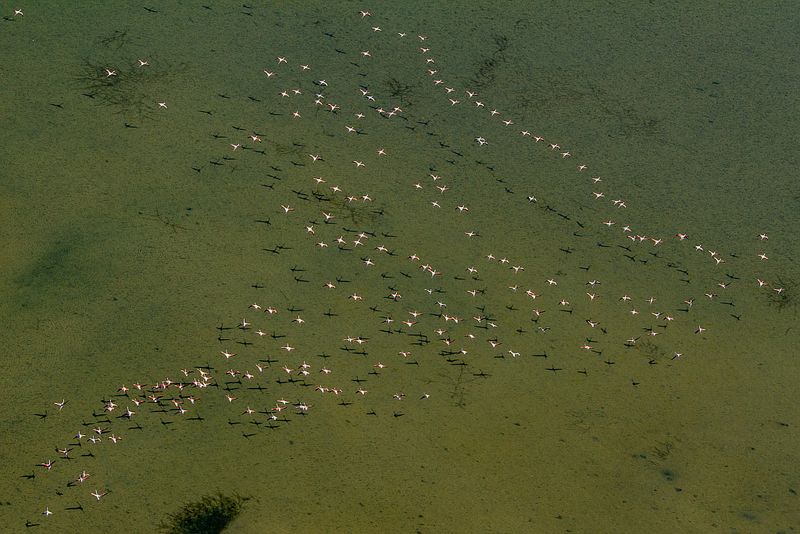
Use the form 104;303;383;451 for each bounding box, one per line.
1;2;798;533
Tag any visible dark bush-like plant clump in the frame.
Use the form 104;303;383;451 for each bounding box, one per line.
159;492;245;534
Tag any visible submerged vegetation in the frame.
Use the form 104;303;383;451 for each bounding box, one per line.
765;275;795;311
74;30;182;121
76;56;180;121
159;492;246;534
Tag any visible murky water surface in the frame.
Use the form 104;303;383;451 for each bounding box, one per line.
1;3;798;533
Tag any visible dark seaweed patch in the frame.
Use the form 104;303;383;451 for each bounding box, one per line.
159;492;246;534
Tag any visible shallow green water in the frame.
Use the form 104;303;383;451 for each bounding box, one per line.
1;2;798;533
